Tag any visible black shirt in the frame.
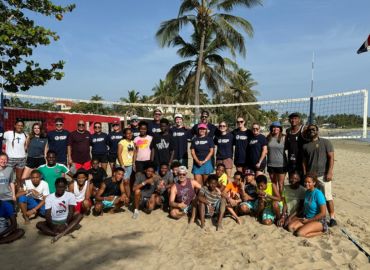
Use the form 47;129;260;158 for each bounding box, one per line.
88;167;107;188
148;120;161;136
246;134;267;167
150;133;174;167
107;131;124;154
214;132;234;160
170;126;191;160
90;132;108;155
232;129;251;164
285;126;306;172
102;177;121;197
131;127;140;138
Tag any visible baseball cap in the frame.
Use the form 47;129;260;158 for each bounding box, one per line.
112;120;120;125
244;169;255;176
198;123;207;129
178;166;187;174
174;113;183;119
131;115;139;121
154;108;162;114
55;118;64;123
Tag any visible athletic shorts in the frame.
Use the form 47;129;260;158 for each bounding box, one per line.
26;157;45;169
192;160;213;175
216;158;233;170
245;162;266;173
108;153;118;163
140;196;151;209
255;200;283;221
102;197;117;209
317;176;333;201
182;204;192;214
7;157;26;169
205;200;221;218
75;199;92;213
18;195;46;216
92;154;108;163
267;166;287;174
135;160;150;173
75;161;91;171
234;162;246;169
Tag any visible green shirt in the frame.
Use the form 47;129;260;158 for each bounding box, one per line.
38;164;69;193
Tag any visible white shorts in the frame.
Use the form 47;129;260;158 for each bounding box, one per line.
317;176;333;201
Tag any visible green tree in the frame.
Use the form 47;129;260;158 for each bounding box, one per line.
151;79;179;115
0;0;75;92
118;90;141;116
156;0;261;112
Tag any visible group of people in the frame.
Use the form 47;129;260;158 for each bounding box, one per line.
0;108;336;243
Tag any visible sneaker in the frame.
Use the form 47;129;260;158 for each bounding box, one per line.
329;218;337;227
132;209;139;219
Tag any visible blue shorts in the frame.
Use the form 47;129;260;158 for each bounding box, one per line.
240;200;256;211
182;204;192;214
124;166;133;180
18;195;46;216
257;201;283;221
102;197;117;209
205;199;221;217
192;160;213;175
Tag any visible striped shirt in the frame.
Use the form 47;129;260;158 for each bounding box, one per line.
199;186;221;205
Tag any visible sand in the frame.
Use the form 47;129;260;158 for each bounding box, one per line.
1;140;370;270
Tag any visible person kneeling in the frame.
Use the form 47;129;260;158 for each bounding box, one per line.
255;175;282;225
0;200;25;244
36;177;83;243
94;167;129;215
132;163;162;219
197;174;221;229
169;166;201;222
69;169;92;215
17;169;49;224
287;173;327;238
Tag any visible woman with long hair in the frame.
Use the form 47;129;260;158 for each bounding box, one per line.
22;123;48;180
266;121;287;198
214;121;234;177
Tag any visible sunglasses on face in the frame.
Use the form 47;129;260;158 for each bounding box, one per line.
179;173;187;176
219;125;226;128
252;127;259;130
78;123;85;127
237;121;244;124
113;124;119;127
201;115;208;118
94;126;101;129
55;123;63;126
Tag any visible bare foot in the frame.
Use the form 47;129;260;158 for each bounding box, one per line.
216;224;223;231
236;217;242;225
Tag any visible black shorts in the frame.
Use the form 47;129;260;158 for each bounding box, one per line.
135;160;150;173
234;162;245;168
267;166;287;174
108;153;117;163
26;157;45;168
245;162;266;173
92;154;108;163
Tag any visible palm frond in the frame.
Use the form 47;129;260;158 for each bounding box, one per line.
217;0;262;11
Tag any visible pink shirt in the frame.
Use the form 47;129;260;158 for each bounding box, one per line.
134;135;152;161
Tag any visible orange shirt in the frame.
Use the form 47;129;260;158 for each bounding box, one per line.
225;182;241;198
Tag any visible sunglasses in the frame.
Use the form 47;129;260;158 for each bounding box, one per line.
55;123;63;126
78;123;85;126
94;126;101;129
179;173;187;176
201;115;208;118
219;125;226;128
154;113;162;116
112;124;119;126
237;121;244;123
252;127;259;130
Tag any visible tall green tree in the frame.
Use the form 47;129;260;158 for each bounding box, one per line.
156;0;262;112
151;79;179;115
119;89;141;116
0;0;75;92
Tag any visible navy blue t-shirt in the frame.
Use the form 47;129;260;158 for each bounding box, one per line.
190;136;215;161
191;123;218;138
148;121;161;136
170;126;191;160
232;129;251;164
0;125;4;150
107;131;124;154
90;132;108;155
47;129;69;163
131;127;140;138
246;134;267;167
214;132;234;160
150;133;174;167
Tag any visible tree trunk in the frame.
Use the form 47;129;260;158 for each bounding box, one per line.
193;0;207;118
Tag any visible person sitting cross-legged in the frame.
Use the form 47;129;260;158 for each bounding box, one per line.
94;167;129;215
17;169;49;224
0;200;25;244
36;177;83;243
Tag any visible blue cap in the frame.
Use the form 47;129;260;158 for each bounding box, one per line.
270;121;282;132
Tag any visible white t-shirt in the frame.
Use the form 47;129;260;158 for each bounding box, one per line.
45;192;76;221
284;185;306;215
3;131;27;158
73;181;88;202
23;180;50;200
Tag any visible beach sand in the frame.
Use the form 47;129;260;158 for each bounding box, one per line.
1;140;370;270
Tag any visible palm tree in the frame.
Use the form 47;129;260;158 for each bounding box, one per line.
119;89;141;116
151;79;179;116
90;95;105;114
156;0;262;113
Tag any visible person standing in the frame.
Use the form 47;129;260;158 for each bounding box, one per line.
117;128;135;189
68;120;91;171
3;120;27;186
107;121;124;171
133;121;153;173
245;123;267;175
148;108;162;136
232;117;250;173
285;113;306;179
214;121;234;177
0;153;16;203
302;124;336;227
191;110;218;138
150;118;174;171
90;122;109;171
130;115;140;138
170;113;191;168
47;118;69;165
266;121;287;199
22;123;48;180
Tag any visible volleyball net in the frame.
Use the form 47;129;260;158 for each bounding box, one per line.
1;89;368;139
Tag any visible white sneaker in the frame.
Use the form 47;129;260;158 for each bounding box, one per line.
132;209;139;219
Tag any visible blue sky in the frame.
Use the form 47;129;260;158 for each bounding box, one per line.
26;0;370;104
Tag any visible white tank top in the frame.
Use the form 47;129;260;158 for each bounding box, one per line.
73;181;88;202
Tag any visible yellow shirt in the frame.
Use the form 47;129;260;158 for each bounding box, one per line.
118;139;135;166
218;173;228;186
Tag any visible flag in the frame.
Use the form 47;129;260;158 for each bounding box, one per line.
357;35;370;54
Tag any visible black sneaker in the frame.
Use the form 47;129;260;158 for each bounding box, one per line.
329;218;337;227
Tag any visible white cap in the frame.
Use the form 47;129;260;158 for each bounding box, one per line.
178;166;187;174
174;113;183;119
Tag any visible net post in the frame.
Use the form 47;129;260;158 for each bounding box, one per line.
363;89;368;139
